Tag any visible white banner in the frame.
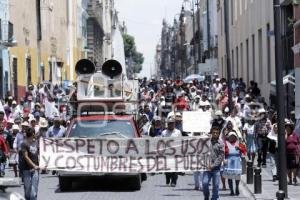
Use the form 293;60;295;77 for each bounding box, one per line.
39;137;211;173
182;111;212;133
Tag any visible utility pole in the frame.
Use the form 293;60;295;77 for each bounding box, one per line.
195;0;202;67
273;0;288;198
224;0;233;112
192;0;197;74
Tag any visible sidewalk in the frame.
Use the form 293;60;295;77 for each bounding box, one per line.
241;159;300;200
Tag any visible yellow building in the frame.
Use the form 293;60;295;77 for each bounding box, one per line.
8;0;86;99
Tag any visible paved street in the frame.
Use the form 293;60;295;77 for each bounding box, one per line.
5;168;252;200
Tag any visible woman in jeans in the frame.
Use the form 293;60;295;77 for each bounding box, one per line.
285;119;299;185
19;128;39;200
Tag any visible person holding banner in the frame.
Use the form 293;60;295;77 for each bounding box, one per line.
19;128;39;200
223;131;246;196
202;126;224;200
162;117;181;187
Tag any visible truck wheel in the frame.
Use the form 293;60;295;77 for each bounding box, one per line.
131;175;141;190
59;177;72;191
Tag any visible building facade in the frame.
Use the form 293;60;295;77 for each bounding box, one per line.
217;0;276;102
2;0;118;100
156;0;219;79
0;0;14;98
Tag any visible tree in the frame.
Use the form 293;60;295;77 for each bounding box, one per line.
122;33;144;74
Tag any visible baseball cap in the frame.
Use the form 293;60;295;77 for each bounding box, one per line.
227;131;238;138
215;110;223;116
21;121;29;127
12;124;20;131
7;118;14;124
167;117;176;123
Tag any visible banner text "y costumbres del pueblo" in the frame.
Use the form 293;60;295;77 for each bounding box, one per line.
39;137;211;173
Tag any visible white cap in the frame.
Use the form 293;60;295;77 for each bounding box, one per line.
224;107;230;113
39;117;48;128
21;121;29;127
7;118;14;124
167;117;176;123
215;110;223;116
29;116;36;122
153;116;161;121
12;124;20;131
195;95;201;99
245;94;251;99
227;131;238;138
175;112;182;117
258;108;266;113
12;100;17;105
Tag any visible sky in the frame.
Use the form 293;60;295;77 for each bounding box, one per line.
114;0;184;78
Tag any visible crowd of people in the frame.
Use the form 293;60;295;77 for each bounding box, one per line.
0;82;68;200
137;76;299;200
0;76;298;200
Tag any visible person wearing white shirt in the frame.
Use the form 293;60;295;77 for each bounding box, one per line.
162;117;181;187
226;109;242;131
192;95;201;111
213;79;222;95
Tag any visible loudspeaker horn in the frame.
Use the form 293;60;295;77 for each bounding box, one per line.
102;59;123;79
75;59;95;75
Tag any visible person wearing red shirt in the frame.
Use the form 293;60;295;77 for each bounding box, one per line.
223;131;246;196
0;122;9;177
175;91;189;111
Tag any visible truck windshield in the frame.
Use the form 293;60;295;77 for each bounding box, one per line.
69;119;136;138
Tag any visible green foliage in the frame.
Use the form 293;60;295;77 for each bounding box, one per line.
122;33;144;73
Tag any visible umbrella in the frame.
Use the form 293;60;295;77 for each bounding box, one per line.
183;74;205;83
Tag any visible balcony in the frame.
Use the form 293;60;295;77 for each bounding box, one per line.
0;20;17;48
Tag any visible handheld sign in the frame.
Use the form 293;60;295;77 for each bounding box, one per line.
182;111;212;133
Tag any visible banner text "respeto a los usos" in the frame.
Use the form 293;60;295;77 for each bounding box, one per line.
39;137;211;173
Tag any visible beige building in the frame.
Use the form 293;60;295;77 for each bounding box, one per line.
217;0;276;102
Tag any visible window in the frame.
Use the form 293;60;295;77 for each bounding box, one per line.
267;24;271;82
26;57;32;88
236;46;239;77
232;49;234;76
0;58;3;98
231;0;234;25
258;29;263;84
240;43;243;78
252;34;255;81
12;58;18;100
69;120;136;138
221;7;223;36
0;18;2;40
221;57;224;77
246;39;249;85
239;0;243;15
41;64;45;81
234;0;238;21
49;61;53;81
